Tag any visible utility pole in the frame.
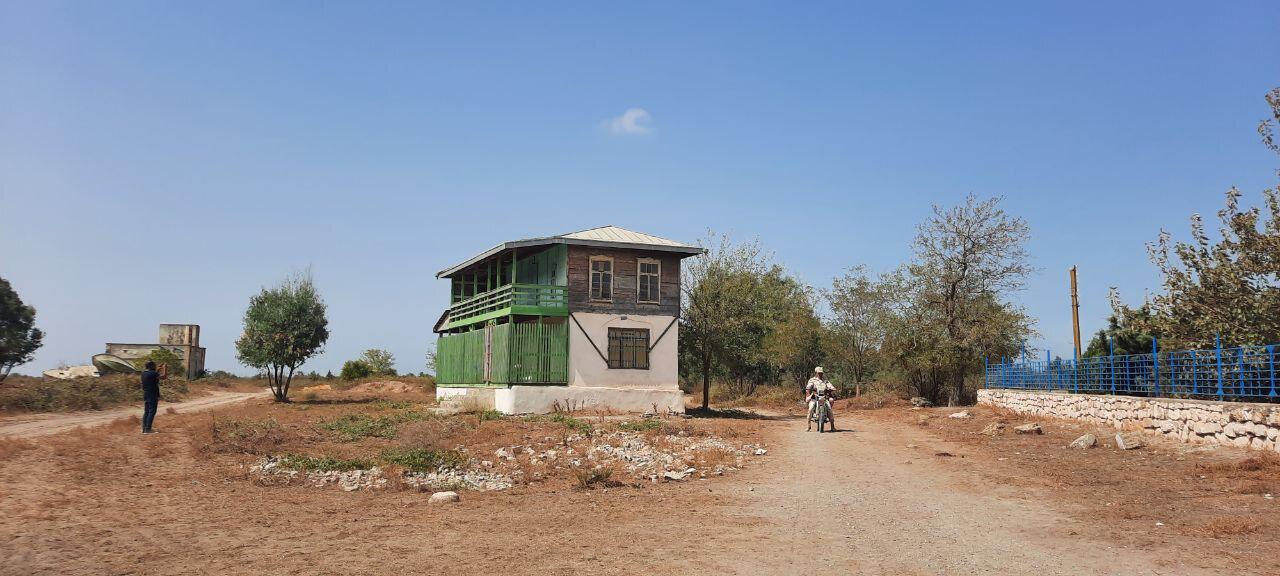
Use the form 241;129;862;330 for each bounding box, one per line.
1070;266;1082;358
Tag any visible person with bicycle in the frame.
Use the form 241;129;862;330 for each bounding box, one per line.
806;366;836;432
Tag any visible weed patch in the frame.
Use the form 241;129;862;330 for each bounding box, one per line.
278;453;374;472
319;414;400;441
380;447;467;472
573;465;622;489
201;417;292;455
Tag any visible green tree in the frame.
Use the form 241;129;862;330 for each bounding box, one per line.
340;360;372;380
235;273;329;401
823;266;895;396
909;195;1035;405
0;277;44;383
360;348;396;375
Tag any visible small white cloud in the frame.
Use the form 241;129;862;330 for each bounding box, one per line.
605;107;653;135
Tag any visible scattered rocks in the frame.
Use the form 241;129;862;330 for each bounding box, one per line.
949;410;972;419
1014;423;1043;435
1115;433;1145;450
1069;434;1098;449
910;397;934;408
980;423;1005;436
428;491;460;504
753;448;767;456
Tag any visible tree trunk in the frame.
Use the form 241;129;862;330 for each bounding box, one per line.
701;351;711;410
948;366;965;406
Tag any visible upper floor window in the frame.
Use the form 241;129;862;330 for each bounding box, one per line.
637;258;660;303
590;257;613;301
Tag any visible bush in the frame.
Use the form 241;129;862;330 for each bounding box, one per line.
380;447;466;472
134;347;185;377
278;453;373;472
318;414;399;441
0;374;188;413
573;465;621;489
340;360;373;380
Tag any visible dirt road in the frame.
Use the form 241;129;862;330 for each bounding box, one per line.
701;419;1203;575
0;391;269;438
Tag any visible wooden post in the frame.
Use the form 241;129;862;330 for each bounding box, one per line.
1070;266;1082;359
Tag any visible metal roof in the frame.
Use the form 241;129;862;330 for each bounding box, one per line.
436;225;705;278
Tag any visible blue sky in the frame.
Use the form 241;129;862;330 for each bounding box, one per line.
2;1;1278;375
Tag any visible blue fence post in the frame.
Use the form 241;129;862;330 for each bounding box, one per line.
982;356;988;389
1108;336;1116;395
1269;345;1276;399
1191;350;1198;395
1045;350;1051;391
1215;333;1224;400
1152;337;1159;397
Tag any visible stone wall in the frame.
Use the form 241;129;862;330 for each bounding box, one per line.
977;389;1280;452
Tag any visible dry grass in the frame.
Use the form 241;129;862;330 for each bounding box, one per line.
1195;452;1280;495
1198;516;1263;537
0;437;35;459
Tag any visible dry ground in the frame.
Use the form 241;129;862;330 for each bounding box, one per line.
1;392;1277;575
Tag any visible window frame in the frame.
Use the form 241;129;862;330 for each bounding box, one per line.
607;327;651;370
589;256;614;302
637;258;661;304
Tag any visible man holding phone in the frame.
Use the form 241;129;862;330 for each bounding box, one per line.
140;360;166;434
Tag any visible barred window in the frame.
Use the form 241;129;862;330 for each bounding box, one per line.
608;328;649;369
637;259;660;303
590;257;613;301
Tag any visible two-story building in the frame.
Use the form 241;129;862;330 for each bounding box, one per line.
433;226;704;414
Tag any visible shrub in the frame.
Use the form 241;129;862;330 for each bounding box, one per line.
318;413;399;441
380;447;466;472
134;348;185;378
278;453;373;472
359;349;397;376
340;360;373;381
573;465;621;489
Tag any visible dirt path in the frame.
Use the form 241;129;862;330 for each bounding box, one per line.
694;416;1210;576
0;391;269;438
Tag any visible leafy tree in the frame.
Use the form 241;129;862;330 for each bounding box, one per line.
359;348;397;375
680;234;776;409
823;266;895;396
340;360;372;380
909;195;1035;405
325;370;335;380
424;343;437;375
0;277;43;383
235;273;329;401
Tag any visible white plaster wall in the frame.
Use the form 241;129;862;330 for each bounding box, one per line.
495;385;683;415
568;311;679;391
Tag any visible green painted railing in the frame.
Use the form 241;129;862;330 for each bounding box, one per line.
436;321;568;386
445;283;567;330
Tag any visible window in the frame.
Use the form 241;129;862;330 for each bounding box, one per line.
608;328;650;369
590;257;613;301
637;259;660;303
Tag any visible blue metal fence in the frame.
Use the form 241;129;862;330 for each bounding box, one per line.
984;337;1280;402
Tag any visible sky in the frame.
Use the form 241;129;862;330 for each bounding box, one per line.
2;1;1278;375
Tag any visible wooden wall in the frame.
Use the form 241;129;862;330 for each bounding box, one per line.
567;245;682;316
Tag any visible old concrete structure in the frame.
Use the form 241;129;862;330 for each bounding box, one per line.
978;389;1280;452
433;226;703;414
105;324;206;379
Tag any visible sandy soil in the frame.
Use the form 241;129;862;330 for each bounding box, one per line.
1;399;1275;575
0;391;269;438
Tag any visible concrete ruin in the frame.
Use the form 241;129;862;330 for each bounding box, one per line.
105;324;206;379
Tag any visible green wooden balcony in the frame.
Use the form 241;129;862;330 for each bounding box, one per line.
443;283;567;330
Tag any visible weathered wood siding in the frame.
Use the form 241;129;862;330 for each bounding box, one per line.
567;246;681;316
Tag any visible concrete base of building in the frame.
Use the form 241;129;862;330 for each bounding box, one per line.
436;385;684;415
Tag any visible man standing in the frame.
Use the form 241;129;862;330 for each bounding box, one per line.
140;360;164;434
806;366;836;432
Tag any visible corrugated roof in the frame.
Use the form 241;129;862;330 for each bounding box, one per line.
559;225;691;247
436;225;704;278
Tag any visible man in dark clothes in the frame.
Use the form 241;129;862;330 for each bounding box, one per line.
140;361;163;434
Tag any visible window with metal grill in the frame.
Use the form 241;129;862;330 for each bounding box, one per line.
607;328;649;369
590;257;613;301
637;259;660;303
